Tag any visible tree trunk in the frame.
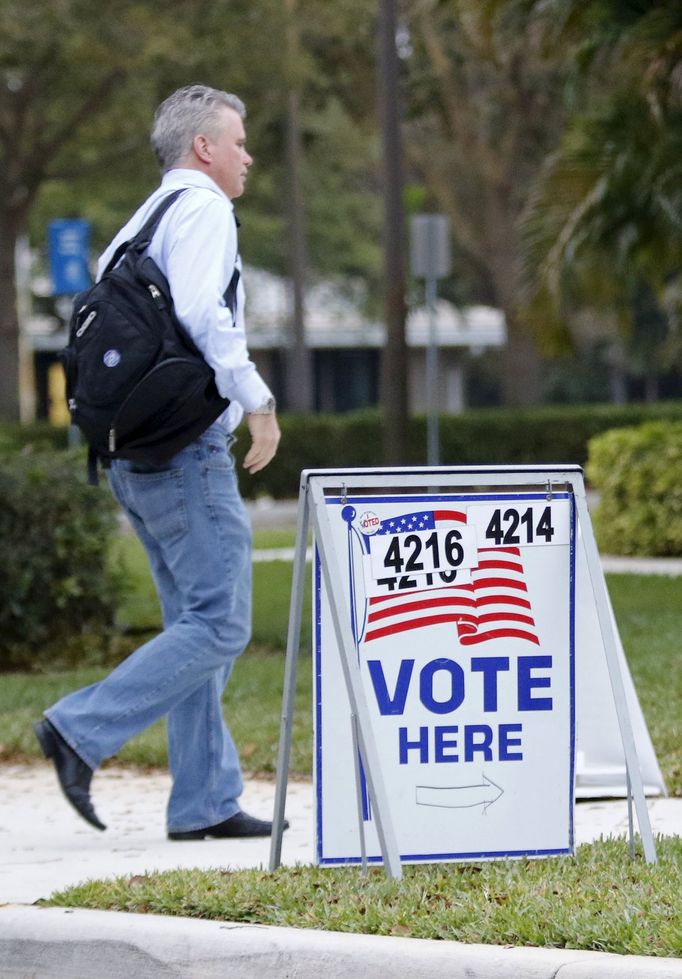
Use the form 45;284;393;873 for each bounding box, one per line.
283;0;314;413
284;87;314;412
0;212;23;422
378;0;409;464
498;317;544;406
483;189;544;406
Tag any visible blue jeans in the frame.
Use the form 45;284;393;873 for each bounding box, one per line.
46;422;252;832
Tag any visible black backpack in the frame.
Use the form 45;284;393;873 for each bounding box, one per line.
60;189;230;483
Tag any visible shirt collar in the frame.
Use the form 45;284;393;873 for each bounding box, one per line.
161;169;234;210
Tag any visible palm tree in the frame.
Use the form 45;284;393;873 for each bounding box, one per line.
520;0;682;395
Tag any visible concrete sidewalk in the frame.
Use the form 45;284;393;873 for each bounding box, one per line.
2;764;680;906
1;763;680;977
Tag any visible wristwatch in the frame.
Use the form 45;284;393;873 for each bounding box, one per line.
249;396;276;415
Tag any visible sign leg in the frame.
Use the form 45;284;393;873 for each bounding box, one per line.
351;713;369;873
574;485;657;864
269;481;310;872
311;480;403;879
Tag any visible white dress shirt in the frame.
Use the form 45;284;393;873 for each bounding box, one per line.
97;169;273;433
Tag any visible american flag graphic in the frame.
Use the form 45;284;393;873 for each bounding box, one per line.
363;509;539;647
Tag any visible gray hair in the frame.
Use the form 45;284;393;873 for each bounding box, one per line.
150;85;246;171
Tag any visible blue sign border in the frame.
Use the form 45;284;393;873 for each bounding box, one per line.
314;491;577;865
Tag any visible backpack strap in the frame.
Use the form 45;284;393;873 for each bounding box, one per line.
87;445;100;486
103;189;188;275
223;266;241;320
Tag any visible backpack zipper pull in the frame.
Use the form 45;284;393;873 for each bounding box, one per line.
148;284;164;307
76;310;97;338
109;428;116;453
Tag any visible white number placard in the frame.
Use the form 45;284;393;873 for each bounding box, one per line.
369;525;478;580
468;501;570;548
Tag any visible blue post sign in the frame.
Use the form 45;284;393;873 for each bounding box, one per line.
48;219;91;295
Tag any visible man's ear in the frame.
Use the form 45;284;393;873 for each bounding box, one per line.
192;133;212;164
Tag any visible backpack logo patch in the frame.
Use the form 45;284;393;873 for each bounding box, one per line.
103;349;121;368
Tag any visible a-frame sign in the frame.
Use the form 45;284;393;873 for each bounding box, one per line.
269;466;659;879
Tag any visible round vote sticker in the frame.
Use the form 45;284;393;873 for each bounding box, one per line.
358;511;381;535
103;349;121;368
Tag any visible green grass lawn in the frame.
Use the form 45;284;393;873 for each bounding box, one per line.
1;532;313;773
45;836;682;957
608;574;681;795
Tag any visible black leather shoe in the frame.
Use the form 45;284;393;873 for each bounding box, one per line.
168;810;289;841
33;718;106;831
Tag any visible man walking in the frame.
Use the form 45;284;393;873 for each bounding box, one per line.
34;85;285;841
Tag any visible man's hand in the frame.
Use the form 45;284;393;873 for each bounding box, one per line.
243;412;281;474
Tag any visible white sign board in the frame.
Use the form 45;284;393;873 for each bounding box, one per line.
314;491;576;865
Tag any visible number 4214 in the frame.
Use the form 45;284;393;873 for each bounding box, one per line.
484;505;555;546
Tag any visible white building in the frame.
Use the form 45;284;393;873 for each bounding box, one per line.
243;267;506;413
25;265;506;419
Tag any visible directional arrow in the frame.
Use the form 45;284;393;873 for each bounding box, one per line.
415;774;504;813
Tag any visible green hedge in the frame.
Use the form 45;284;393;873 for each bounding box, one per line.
4;402;682;501
231;401;682;499
0;448;121;670
0;421;69;454
586;421;682;557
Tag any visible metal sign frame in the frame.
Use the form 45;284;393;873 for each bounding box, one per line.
269;466;657;879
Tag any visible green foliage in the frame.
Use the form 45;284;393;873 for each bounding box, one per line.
47;836;682;957
0;449;121;670
586;421;682;557
0;421;69;453
23;0;382;276
521;0;682;361
232;401;682;499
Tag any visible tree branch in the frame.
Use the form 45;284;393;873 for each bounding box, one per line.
33;68;127;174
44;136;148;182
414;2;506;188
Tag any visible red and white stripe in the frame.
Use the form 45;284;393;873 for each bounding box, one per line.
363;513;539;647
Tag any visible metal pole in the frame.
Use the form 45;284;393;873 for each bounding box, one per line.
425;275;439;466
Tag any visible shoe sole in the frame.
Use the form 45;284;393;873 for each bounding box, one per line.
168;830;275;840
168;821;289;841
